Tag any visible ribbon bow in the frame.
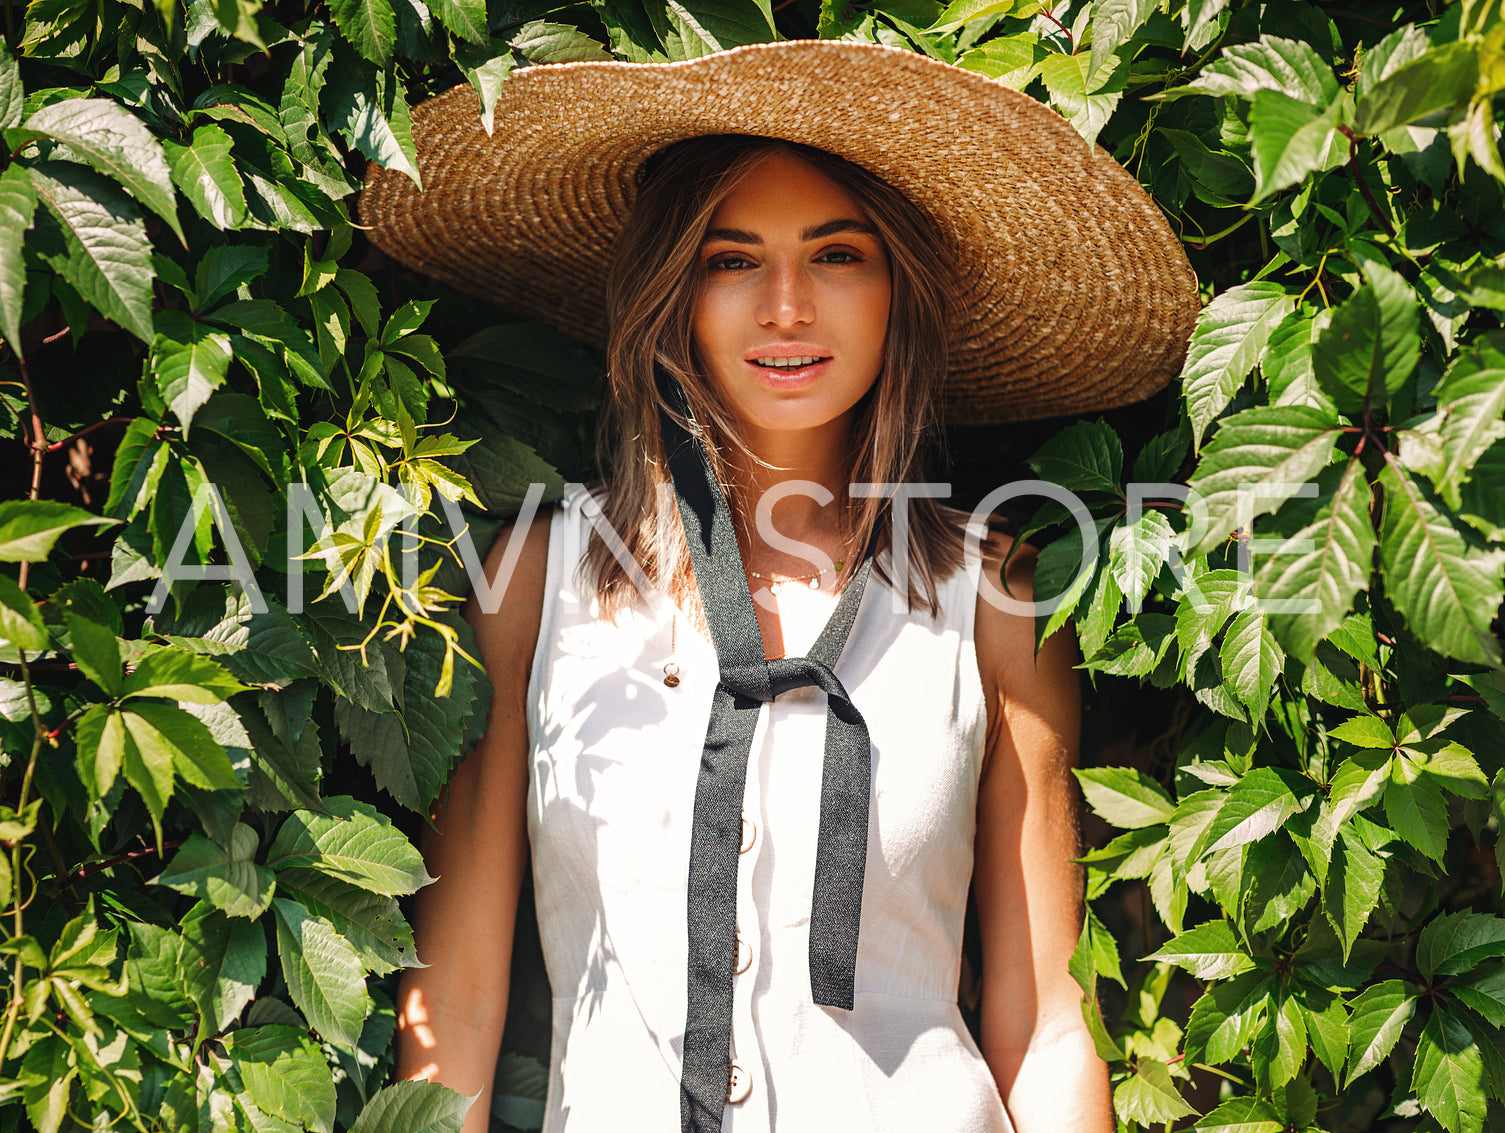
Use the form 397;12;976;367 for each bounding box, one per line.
654;369;875;1132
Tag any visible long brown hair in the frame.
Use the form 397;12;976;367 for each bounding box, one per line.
586;134;964;616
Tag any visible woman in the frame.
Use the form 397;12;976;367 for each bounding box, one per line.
360;40;1197;1133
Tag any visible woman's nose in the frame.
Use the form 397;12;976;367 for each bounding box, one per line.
756;261;814;328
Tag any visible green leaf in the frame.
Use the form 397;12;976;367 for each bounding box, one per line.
334;619;483;810
328;0;395;63
1325;827;1384;961
1181;0;1229;52
1256;457;1375;661
121;647;245;702
1429;333;1505;507
20;1032;73;1133
1413;1006;1489;1133
1418;912;1505;980
1186;970;1273;1063
1205;767;1308;854
1378;461;1504;666
0;574;46;652
1450;966;1505;1028
1312;261;1420;417
0;51;25;129
275;867;417;974
105;418;167;521
454;40;514;135
1385;748;1451;861
956;32;1046;86
1192;1096;1283;1133
426;0;484;42
0;163;37;356
1219;607;1283;720
1027;419;1122;495
1186;405;1341;552
161;592;319;687
1145;919;1255;980
268;795;433;896
1248;89;1341;204
28;162;156;342
1328;748;1391;827
77;628;133;728
273;896;371;1049
164;124;246;231
1299;985;1350;1080
1072;766;1176;829
197;245;270;312
155;826;276;918
1037;51;1126;147
179;901;267;1034
348;1079;474;1133
1346;979;1416;1084
1264;306;1333;412
1244;834;1315;933
74;705;124;798
509;19;613;62
1163;34;1339;104
1108;509;1175;613
1460;438;1505;540
1112;1057;1196;1126
208;299;327;392
122;699;238;795
658;0;779;58
0;500;114;563
929;0;1021;33
327;63;420;188
153;318;233;436
17;98;184;243
225;1025;338;1133
1354;41;1479;136
1088;0;1154;77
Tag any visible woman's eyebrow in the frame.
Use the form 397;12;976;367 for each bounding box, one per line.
700;218;877;245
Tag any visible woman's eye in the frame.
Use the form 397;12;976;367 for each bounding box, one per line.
817;250;861;264
708;254;753;271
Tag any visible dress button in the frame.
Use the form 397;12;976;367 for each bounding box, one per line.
734;930;752;974
739;814;756;853
727;1060;752;1104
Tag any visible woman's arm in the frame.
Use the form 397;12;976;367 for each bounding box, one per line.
394;516;551;1133
972;539;1113;1133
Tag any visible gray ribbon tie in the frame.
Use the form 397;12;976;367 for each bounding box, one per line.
655;368;875;1132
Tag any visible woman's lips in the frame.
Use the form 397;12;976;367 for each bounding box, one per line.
744;356;832;388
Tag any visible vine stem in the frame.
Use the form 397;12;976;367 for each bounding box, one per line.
1040;5;1074;49
45;417;132;453
18;357;44;589
0;648;47;1071
1338;125;1395;238
0;357;49;1071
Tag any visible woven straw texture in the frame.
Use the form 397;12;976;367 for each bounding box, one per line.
359;40;1200;423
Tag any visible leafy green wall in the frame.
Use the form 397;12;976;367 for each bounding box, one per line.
1;0;1503;1130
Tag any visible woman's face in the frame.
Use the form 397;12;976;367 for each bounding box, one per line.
691;150;892;439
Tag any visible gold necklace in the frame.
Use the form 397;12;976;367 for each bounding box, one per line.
745;559;846;595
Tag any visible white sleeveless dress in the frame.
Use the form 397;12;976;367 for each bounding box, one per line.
525;485;1014;1131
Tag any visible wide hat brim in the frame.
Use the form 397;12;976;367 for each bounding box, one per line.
358;40;1200;424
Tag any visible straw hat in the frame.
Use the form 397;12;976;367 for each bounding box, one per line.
359;40;1199;423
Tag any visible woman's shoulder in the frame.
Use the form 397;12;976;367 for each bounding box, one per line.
463;505;557;689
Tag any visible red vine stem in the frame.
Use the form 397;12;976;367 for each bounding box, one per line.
17;358;44;589
45;417;132;452
1338;125;1395;237
62;841;182;888
1040;5;1074;49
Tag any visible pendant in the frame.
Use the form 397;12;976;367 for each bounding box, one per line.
663;662;681;688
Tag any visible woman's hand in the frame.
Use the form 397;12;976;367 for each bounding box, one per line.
972;537;1113;1133
394;516;550;1133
